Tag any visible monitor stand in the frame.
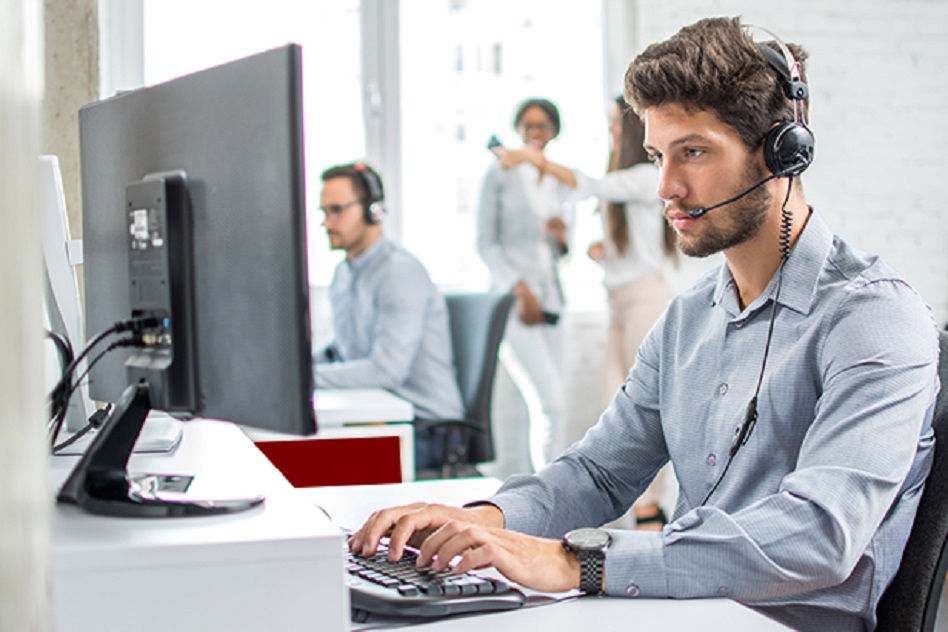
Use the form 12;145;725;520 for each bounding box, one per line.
57;381;264;517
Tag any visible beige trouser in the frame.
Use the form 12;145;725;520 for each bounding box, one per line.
602;272;674;512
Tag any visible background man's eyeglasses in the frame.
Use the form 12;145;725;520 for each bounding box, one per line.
320;200;361;216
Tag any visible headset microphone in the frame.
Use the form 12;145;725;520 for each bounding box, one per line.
688;173;780;218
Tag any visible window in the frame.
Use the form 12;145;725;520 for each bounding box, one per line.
140;0;610;308
398;0;608;308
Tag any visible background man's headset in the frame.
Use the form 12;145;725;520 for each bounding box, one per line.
699;25;816;505
352;163;386;224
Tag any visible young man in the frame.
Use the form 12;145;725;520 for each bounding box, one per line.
314;163;464;471
348;18;939;631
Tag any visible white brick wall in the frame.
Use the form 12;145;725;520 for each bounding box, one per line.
633;0;948;326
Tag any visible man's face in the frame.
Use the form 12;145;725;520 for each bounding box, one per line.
320;177;373;257
644;104;771;258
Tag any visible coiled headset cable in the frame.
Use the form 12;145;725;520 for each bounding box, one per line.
700;175;795;506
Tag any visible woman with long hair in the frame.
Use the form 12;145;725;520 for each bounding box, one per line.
535;95;677;528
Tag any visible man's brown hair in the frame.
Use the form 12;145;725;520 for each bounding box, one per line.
624;17;809;151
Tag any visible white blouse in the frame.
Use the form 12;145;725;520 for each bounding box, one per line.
573;163;668;292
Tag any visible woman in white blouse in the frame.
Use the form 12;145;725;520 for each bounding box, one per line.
532;96;677;528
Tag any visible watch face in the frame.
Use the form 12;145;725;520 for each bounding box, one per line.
566;528;611;550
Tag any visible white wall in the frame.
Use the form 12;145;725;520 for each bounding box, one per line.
632;0;948;326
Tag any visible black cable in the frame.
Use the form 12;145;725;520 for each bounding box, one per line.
52;402;112;453
49;335;143;449
701;176;795;506
46;330;76;441
48;321;123;429
45;330;74;375
47;324;150;451
55;316;160;400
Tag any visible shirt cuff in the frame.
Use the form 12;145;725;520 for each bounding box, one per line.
603;529;668;598
484;489;541;535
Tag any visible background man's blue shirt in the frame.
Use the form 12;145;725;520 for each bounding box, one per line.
316;237;463;422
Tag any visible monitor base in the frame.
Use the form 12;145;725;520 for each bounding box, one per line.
57;381;264;517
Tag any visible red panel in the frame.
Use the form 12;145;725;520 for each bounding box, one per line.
254;436;403;487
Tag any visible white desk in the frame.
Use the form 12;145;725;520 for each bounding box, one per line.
300;479;791;632
50;419;348;632
313;388;415;426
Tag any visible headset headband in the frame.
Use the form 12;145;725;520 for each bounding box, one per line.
352;162;385;224
744;24;809;126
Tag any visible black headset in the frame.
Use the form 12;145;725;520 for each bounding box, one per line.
753;26;816;177
352;163;385;224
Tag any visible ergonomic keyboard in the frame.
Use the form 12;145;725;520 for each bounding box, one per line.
347;541;526;621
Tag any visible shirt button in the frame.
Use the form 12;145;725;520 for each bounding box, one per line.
718;383;729;395
626;584;641;597
717;586;730;597
735;321;744;329
707;453;717;467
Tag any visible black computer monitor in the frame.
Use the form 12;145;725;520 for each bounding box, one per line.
58;44;316;517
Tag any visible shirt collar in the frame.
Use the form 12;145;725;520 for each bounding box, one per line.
713;210;834;317
346;235;391;275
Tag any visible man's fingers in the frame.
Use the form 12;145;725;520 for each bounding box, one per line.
349;503;427;556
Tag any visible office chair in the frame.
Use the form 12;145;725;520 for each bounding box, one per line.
875;329;948;632
416;292;514;479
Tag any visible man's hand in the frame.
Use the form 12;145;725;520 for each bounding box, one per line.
418;522;581;593
349;502;582;594
349;502;504;562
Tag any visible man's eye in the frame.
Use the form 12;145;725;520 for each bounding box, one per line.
686;148;704;158
646;153;662;165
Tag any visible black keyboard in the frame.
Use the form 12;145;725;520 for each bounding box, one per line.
347;541;526;621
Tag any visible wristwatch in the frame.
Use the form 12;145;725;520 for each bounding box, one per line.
563;528;611;595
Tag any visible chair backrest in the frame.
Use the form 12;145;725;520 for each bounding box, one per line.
875;329;948;632
444;292;515;464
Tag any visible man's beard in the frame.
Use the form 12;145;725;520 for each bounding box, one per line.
673;162;772;259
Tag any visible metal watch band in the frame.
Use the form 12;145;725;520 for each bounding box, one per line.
578;549;605;595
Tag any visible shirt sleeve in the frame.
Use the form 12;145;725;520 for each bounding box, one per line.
555;181;577;260
489;278;938;603
315;259;431;390
572;164;659;204
476;164;521;292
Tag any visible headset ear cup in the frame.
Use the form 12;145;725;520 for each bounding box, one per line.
764;122;815;176
366;202;384;224
353;163;385;224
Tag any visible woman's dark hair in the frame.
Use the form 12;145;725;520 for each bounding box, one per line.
607;96;677;261
513;97;561;137
624;16;808;151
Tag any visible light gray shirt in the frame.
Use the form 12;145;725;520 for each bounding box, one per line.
476;161;575;314
487;212;939;631
315;237;464;421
